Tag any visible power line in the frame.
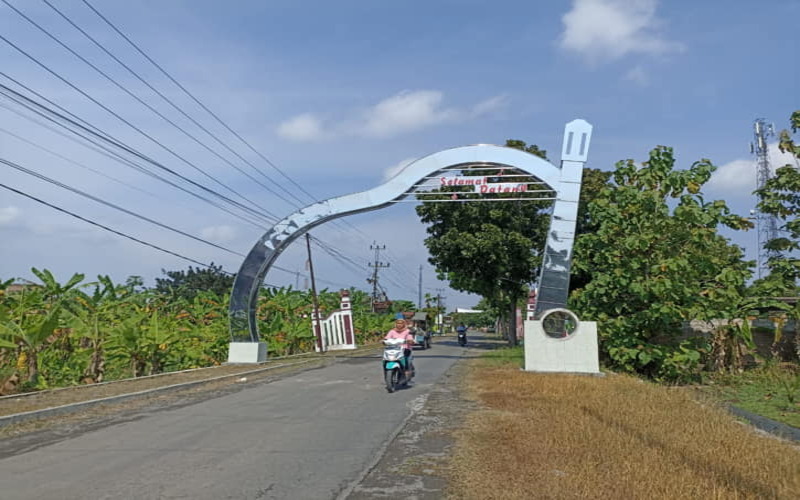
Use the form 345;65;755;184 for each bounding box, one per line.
0;97;268;230
0;123;160;201
7;159;353;289
74;0;422;293
39;0;304;209
0;181;238;274
8;1;418;296
0;31;279;222
0;156;246;258
80;0;313;205
1;161;357;289
0;78;273;228
1;104;357;291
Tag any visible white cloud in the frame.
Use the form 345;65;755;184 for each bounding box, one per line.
470;94;509;118
624;65;649;85
360;90;455;138
0;206;20;225
383;157;418;181
276;113;326;141
200;225;237;243
559;0;684;64
707;159;756;192
276;90;507;142
708;142;799;194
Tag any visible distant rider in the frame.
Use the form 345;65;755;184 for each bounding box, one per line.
385;319;415;377
456;323;467;344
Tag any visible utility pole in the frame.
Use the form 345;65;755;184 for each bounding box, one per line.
305;233;323;352
418;265;423;309
367;242;390;312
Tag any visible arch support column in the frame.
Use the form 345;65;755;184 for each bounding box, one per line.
534;119;593;316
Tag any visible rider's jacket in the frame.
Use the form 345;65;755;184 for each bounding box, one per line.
385;328;414;350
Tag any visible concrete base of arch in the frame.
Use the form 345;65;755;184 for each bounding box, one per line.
523;320;601;375
227;342;268;364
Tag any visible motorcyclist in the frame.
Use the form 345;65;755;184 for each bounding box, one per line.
385;319;414;377
456;323;467;345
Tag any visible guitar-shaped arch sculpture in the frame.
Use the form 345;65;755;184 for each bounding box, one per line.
228;119;592;361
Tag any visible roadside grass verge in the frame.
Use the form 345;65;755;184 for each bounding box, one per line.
447;349;800;499
698;363;800;429
481;345;524;366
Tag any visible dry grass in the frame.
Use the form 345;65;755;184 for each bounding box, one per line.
448;360;800;500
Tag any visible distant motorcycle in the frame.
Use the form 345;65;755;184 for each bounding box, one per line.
382;338;414;393
457;329;467;346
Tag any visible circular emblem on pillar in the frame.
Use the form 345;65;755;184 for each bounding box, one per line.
540;308;579;339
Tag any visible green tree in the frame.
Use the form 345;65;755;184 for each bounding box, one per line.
416;140;552;346
416;139;610;346
572;146;753;381
155;263;234;301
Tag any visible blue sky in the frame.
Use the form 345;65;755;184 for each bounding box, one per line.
0;0;798;308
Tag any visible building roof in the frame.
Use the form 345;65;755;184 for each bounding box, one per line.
455;308;483;313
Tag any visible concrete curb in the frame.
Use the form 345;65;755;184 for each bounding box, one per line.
0;359;318;428
728;405;800;443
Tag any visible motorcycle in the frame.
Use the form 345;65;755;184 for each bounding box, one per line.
382;338;414;393
457;329;467;346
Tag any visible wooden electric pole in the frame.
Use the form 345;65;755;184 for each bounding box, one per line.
305;233;324;352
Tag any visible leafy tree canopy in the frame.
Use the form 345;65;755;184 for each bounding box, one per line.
155;263;234;301
416;140;553;344
571;146;753;381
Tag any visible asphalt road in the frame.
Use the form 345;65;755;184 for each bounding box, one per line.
0;337;469;500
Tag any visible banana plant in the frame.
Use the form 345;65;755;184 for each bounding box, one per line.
106;296;179;377
70;275;129;383
142;308;180;375
0;286;62;386
31;268;85;310
106;308;149;378
174;291;229;367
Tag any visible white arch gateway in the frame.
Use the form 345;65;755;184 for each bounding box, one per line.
228;119;600;375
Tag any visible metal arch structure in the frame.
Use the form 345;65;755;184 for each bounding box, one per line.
228;119;593;358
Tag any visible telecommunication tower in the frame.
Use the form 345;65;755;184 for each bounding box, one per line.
751;118;779;278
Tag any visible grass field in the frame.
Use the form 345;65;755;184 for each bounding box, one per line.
447;348;800;499
699;363;800;428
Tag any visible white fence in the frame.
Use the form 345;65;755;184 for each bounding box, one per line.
313;291;356;351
